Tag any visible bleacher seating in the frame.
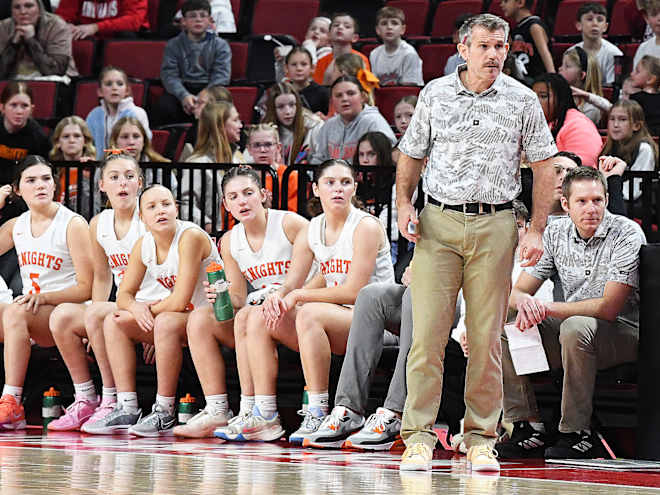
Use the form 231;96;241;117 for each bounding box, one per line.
609;0;647;41
0;81;60;122
430;0;483;40
227;86;259;124
72;39;96;78
374;86;422;124
250;0;319;43
551;42;573;70
385;0;430;37
229;41;249;83
103;40;167;80
417;44;456;81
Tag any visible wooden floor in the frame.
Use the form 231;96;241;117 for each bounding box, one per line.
0;429;659;494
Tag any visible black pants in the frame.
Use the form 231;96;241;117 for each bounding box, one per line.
152;82;207;127
0;248;21;297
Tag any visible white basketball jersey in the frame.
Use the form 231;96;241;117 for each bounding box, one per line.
96;207;168;303
141;220;220;310
308;206;394;288
230;209;293;292
13;205;79;295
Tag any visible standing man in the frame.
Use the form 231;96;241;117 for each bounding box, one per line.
395;13;557;472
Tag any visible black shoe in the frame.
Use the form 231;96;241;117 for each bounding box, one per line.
544;430;603;459
495;421;548;459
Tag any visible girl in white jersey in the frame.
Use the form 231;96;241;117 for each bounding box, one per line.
0;155;93;430
233;159;394;443
172;166;308;439
47;153;168;432
85;185;221;437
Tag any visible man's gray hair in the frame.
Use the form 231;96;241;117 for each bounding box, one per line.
458;13;509;46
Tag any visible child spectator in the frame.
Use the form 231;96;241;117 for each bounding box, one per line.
331;52;378;105
622;75;642;99
369;6;423;86
501;0;554;84
56;0;148;38
393;94;417;136
245;123;299;211
602;99;658;201
630;55;660;135
572;2;623;85
313;13;370;86
0;0;78;79
283;47;329;114
49;115;96;218
155;0;231;126
274;17;332;80
86;66;151;160
185;84;233;147
171;0;236;34
182;101;244;229
444;14;472;76
261;81;323;165
533;73;602;167
634;0;660;67
559;46;603;124
311;75;395;164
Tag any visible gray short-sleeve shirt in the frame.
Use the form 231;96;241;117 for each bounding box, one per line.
528;211;647;323
398;65;557;204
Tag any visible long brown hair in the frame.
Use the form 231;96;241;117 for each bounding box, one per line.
109;116;169;163
49;116;96;161
262;82;306;166
193;101;235;163
601;99;658;167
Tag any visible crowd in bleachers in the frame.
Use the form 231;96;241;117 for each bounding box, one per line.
0;0;656;467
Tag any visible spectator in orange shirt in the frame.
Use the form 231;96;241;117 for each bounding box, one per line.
246;123;299;212
313;13;370;86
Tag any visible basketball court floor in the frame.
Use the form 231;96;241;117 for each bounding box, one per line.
1;428;660;494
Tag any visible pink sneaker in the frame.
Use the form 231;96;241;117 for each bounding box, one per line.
48;395;100;431
80;398;117;433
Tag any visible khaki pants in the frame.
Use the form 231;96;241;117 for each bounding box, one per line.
402;204;517;449
502;315;638;433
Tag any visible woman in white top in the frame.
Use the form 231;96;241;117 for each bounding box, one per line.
48;153;168;432
173;166;308;439
85;185;220;437
236;159;394;444
0;155;93;430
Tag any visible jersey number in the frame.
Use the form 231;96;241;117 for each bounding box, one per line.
28;272;41;294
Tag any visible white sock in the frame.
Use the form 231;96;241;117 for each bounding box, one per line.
155;394;175;416
308;391;329;416
117;392;139;414
74;380;96;401
102;387;117;403
239;394;255;416
255;395;277;419
530;421;546;433
2;385;22;404
204;394;228;416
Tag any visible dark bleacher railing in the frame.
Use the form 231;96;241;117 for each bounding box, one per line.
52;161;660;244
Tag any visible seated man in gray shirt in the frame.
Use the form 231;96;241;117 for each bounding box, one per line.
496;166;646;460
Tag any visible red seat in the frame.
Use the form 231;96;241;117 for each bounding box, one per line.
430;0;483;39
250;0;319;43
602;86;614;102
551;42;573;70
418;44;457;81
230;0;241;24
488;0;537;24
227;86;258;124
0;81;59;121
103;41;167;80
151;129;170;156
359;43;380;59
609;0;646;39
147;0;160;33
74;80;146;118
553;0;607;37
375;86;422;124
619;42;640;74
230;41;249;82
72;39;96;77
385;0;430;36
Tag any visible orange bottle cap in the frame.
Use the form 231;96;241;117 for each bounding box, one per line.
43;387;61;397
206;262;224;273
179;393;196;403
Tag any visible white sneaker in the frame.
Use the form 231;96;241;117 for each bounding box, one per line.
343;407;401;451
302;406;365;448
173;409;232;438
214;410;253;441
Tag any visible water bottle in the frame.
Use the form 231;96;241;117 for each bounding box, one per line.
206;262;234;321
178;394;198;425
42;387;63;429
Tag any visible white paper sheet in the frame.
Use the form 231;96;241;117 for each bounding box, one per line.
504;324;550;375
